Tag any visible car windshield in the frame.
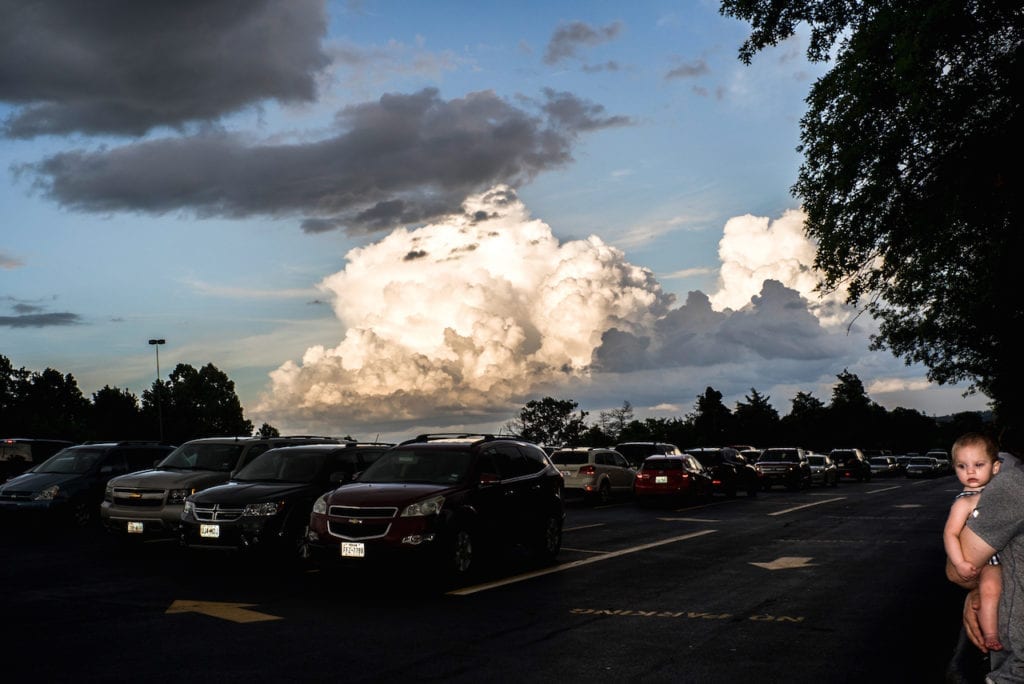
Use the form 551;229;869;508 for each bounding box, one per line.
641;458;682;471
761;450;799;462
357;449;472;485
33;448;103;474
689;451;721;466
234;449;325;483
551;451;588;465
159;443;245;471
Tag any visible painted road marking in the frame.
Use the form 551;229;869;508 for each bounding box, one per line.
657;517;718;522
569;607;804;623
448;529;717;596
166;600;282;623
750;556;816;570
768;497;845;516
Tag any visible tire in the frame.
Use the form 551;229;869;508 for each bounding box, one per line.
69;499;96;527
745;477;758;497
594;481;612;506
533;512;563;563
443;527;474;579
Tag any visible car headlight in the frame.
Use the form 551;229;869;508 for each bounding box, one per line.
33;484;60;501
183;500;194;516
243;501;283;517
401;495;444;517
104;483;114;502
312;494;328;515
168;488;193;504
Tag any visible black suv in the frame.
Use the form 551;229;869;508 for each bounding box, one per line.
0;441;175;527
755;447;812;491
307;434;565;581
613;441;683;468
685;446;759;498
830;448;873;482
180;442;392;560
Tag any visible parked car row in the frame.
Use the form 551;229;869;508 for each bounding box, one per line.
2;435;952;580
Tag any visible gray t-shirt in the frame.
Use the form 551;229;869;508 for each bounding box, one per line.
967;452;1024;682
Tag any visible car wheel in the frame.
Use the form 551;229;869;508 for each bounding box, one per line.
745;479;758;497
595;481;612;505
533;512;563;563
444;527;474;578
70;499;96;527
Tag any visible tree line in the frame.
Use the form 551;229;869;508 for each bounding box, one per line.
506;369;991;453
0;352;991;453
0;354;277;445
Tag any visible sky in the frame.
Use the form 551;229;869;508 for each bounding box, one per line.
0;0;989;442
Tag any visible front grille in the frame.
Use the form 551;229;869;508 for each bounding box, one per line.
0;491;32;502
325;505;398;540
193;504;244;522
328;505;397;518
111;487;166;507
327;519;392;540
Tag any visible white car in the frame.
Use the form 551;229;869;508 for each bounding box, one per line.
550;447;636;504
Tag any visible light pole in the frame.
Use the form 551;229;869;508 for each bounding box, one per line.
148;339;165;442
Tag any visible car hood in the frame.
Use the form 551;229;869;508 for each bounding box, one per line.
109;468;231;490
325;482;460;507
192;481;318;505
1;471;84;492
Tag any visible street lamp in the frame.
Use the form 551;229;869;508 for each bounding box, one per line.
148;339;165;442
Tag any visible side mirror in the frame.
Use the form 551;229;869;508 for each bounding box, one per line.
329;470;353;484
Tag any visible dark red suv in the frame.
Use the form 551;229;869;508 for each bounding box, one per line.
306;434;564;581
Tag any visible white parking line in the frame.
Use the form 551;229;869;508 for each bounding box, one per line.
768;497;845;516
448;529;717;596
565;523;606;532
865;485;901;494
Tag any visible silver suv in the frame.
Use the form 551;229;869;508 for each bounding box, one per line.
550;447;636;504
100;435;339;539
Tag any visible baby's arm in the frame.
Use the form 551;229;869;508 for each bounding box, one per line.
943;497;979;582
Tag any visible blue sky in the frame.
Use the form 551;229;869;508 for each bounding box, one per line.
0;0;988;441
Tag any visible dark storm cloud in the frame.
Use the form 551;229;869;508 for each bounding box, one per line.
0;0;329;138
592;281;841;372
27;88;630;234
0;312;80;328
544;21;623;65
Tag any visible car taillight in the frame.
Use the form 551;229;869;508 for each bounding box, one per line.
579;465;596;475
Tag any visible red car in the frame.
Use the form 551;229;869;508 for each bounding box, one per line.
633;454;713;506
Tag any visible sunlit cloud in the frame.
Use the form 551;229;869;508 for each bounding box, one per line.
255;186;862;435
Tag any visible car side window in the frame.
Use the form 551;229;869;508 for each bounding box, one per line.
596;452;612;466
612;452;629;468
100;452;128;475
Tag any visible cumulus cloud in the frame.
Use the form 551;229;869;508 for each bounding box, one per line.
0;0;330;137
26;88;630;235
255;187;859;434
708;209;850;327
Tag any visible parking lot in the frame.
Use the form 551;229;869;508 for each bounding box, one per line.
1;474;971;682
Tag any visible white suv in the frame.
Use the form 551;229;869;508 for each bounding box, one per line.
550;447;636;504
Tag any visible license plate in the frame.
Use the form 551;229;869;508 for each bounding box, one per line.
200;524;220;538
127;521;144;534
655;475;668;483
341;542;365;558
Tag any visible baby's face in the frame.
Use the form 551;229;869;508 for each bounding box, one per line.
953;443;999;488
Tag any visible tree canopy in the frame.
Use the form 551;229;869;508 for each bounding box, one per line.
720;0;1024;434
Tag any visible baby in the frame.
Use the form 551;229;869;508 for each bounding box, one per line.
943;432;1003;651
